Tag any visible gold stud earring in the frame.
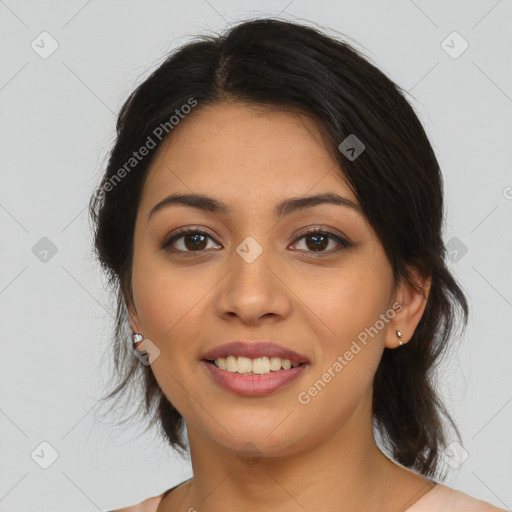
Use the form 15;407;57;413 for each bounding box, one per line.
396;330;403;346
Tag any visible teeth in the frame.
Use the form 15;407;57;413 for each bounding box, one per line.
269;356;282;371
213;355;301;374
237;356;253;374
225;356;236;372
252;357;270;374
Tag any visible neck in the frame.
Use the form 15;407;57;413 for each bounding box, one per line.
172;393;419;512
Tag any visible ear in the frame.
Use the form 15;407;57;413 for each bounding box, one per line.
385;269;431;349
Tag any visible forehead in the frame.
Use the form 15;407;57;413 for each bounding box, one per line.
140;102;356;210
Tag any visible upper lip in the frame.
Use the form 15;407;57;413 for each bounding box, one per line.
202;341;310;365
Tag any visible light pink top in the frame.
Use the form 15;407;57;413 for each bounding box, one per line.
109;482;509;511
405;483;508;511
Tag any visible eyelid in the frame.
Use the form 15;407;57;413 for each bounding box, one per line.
161;226;219;250
161;225;352;254
293;225;351;246
290;227;351;256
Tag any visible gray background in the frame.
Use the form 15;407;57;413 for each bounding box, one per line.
1;1;511;510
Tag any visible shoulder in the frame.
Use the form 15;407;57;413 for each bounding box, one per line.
408;483;509;512
106;492;165;512
107;477;192;511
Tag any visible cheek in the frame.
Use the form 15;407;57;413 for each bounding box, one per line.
296;272;388;422
309;263;391;335
303;258;392;377
131;258;202;347
131;261;206;409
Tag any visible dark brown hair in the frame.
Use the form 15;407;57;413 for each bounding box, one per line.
89;17;468;479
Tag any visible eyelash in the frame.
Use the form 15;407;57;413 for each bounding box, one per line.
161;226;351;257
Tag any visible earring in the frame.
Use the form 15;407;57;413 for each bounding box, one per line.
132;333;143;349
396;330;403;346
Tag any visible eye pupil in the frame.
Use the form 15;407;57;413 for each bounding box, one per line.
165;228;347;256
185;233;207;251
306;234;328;251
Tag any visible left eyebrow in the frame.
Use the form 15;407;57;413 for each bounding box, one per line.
147;192;362;222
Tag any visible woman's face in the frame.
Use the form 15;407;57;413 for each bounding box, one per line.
128;102;409;457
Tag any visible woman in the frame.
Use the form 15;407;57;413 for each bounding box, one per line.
90;18;507;512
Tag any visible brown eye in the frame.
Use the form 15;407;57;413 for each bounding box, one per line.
161;227;350;256
291;228;351;255
162;229;221;253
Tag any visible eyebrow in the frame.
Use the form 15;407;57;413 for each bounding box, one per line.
147;192;362;222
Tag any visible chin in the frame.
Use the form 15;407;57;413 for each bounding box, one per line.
206;421;311;459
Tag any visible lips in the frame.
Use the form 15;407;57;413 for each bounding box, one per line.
202;360;308;396
201;341;310;366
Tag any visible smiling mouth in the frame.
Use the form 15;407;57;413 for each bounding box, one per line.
204;356;306;376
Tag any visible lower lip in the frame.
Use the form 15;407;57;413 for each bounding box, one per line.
201;360;308;396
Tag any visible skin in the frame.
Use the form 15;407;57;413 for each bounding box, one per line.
127;102;434;512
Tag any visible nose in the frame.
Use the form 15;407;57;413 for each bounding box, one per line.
214;240;292;325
